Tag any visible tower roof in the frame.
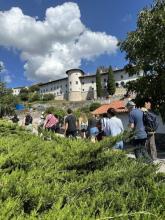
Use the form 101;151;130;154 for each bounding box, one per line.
66;69;85;75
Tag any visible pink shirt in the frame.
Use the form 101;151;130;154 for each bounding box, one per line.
44;114;58;128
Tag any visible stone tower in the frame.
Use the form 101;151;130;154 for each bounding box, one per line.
66;69;84;101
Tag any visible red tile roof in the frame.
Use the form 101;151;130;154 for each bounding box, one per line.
92;100;128;115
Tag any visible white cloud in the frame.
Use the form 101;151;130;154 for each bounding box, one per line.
0;2;118;82
0;61;5;73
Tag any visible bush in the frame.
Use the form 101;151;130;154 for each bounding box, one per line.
0;121;164;219
89;102;101;111
28;93;41;102
42;94;55;101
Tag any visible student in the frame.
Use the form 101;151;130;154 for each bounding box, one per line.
11;113;19;123
43;110;58;132
107;108;124;149
64;109;77;138
87;114;99;143
126;101;152;163
141;99;158;160
79;113;88;138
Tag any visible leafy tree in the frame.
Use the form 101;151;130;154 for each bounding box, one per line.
107;66;116;95
29;84;40;93
19;88;29;101
0;84;18;117
96;68;102;98
119;0;165;120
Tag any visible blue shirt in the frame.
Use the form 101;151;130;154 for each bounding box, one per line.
129;108;147;139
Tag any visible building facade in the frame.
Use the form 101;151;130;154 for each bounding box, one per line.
39;68;141;101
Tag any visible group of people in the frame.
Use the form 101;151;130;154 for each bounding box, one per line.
11;97;158;163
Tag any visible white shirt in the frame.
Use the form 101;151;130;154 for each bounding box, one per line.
106;116;124;137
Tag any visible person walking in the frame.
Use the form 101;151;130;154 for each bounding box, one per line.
43;110;58;132
126;100;152;163
64;109;77;138
107;108;124;149
141;99;158;160
87;114;99;143
78;113;88;138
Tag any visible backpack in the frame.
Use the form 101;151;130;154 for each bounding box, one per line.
25;114;33;126
80;122;88;131
143;111;158;132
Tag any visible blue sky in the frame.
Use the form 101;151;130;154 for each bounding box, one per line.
0;0;153;88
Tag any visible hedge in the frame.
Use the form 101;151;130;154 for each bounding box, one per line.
0;120;164;219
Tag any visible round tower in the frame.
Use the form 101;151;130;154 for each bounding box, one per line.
66;69;84;102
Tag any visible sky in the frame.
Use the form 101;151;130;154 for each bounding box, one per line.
0;0;153;88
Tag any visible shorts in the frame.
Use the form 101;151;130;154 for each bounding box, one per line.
89;127;99;137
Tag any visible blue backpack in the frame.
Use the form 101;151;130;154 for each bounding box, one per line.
143;111;158;132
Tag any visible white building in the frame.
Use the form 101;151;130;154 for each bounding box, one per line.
39;68;141;101
12;87;24;96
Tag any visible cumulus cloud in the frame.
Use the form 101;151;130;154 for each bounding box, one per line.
0;2;118;82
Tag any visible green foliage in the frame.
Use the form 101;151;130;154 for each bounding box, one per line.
28;84;40;93
28;93;41;102
96;68;102;98
119;0;165;121
42;93;55;101
0;120;164;219
107;66;116;95
19;88;29;102
89;102;101;112
45;106;66;118
0;83;18;117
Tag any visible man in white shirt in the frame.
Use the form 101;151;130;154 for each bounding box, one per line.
107;108;124;149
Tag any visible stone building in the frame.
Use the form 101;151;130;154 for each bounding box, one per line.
39;68;141;101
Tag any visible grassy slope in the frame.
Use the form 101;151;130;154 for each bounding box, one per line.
0;120;164;220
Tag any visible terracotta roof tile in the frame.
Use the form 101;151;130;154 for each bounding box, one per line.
92;100;128;115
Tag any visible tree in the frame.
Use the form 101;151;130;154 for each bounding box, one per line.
96;68;102;98
107;66;116;95
19;88;29;101
119;0;165;120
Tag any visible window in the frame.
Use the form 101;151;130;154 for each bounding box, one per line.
104;86;107;89
120;75;124;79
82;82;84;85
82;89;84;91
70;81;72;85
57;92;59;95
92;88;94;90
70;88;72;91
60;85;62;88
76;81;78;85
57;86;59;89
91;81;94;84
116;83;119;88
104;78;107;82
65;84;67;87
51;88;53;91
54;87;56;90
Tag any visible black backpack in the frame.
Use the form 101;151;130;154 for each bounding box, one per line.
143;111;158;132
25;114;33;125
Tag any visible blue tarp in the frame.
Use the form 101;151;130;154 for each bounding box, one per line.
15;104;25;110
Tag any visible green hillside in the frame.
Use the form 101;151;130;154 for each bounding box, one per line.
0;121;164;220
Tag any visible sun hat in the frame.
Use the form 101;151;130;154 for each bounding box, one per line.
126;100;136;108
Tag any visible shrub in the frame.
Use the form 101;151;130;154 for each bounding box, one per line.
89;102;101;112
0;120;164;219
28;93;41;102
42;94;55;101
